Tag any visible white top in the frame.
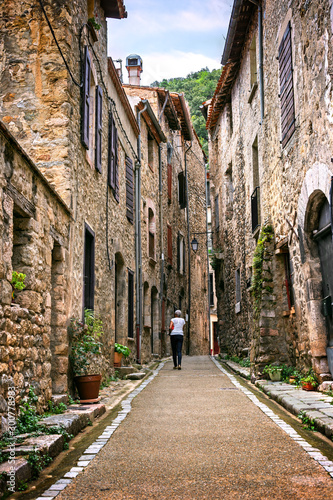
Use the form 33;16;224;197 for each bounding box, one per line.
170;317;185;335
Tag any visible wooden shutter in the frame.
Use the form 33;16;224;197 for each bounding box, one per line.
167;163;172;202
178;171;186;209
81;46;91;149
167;225;172;265
128;270;134;338
279;22;295;148
108;111;115;188
177;233;180;272
183;238;186;275
114;126;119;202
95;85;102;173
108;111;119;201
126;157;134;224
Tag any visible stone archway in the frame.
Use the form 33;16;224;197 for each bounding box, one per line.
297;162;332;378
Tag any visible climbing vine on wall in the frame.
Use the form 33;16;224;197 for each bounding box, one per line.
251;225;274;318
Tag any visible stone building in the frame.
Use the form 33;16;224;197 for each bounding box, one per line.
0;0;139;424
207;0;333;381
124;70;209;359
0;0;209;430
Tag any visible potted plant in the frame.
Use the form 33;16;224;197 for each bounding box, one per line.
114;343;131;367
69;309;103;402
300;369;319;391
11;271;26;302
263;364;283;382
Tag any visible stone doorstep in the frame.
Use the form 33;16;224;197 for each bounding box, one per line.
38;402;105;436
67;402;106;422
2;434;64;458
0;457;31;485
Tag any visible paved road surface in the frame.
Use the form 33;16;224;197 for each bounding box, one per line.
56;356;332;499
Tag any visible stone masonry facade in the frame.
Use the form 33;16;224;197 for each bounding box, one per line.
0;0;209;432
207;0;333;381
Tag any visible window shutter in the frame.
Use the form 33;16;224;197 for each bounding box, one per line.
183;238;186;275
81;46;91;149
114;126;119;202
95;85;102;173
167;225;172;265
177;233;180;272
279;22;295;148
215;195;219;231
167;163;172;202
108;111;115;188
126;157;134;224
178;171;186;209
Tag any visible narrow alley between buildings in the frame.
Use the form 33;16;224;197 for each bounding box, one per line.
24;357;333;500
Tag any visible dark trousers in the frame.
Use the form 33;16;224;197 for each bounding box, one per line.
171;335;183;367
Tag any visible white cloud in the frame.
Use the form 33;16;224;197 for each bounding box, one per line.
124;50;222;86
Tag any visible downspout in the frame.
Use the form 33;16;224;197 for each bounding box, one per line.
136;103;147;363
185;142;192;356
249;0;264;123
205;163;212;354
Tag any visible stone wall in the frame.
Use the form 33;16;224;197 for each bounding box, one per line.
208;0;333;379
0;122;71;430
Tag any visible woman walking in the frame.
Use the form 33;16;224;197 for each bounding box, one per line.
169;310;185;370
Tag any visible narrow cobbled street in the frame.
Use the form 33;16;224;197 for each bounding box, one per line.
37;357;333;500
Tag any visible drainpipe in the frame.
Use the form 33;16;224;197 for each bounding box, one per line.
249;0;264;123
185;142;192;356
136;103;147;363
205;164;212;354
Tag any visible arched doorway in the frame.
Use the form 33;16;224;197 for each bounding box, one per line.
313;198;333;375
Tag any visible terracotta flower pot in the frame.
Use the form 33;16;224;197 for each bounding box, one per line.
114;352;123;367
74;374;101;402
302;382;315;391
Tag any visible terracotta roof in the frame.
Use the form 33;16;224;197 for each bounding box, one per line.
123;84;180;131
170;93;193;141
108;58;140;137
100;0;127;19
206;0;255;131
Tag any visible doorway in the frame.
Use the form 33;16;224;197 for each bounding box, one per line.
313;198;333;374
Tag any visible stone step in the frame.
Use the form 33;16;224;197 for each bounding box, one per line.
39;403;105;436
126;372;146;380
3;434;64;458
117;366;138;377
51;394;68;406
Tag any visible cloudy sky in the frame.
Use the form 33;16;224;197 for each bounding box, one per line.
107;0;232;85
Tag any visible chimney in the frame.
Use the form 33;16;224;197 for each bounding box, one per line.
114;59;123;83
126;54;143;86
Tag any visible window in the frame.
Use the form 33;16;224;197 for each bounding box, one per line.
215;195;219;231
148;208;155;259
128;270;134;338
125;157;134;224
167;224;172;265
235;268;241;308
279;22;295;147
178;171;186;209
167;163;172;202
81;46;91;150
251;137;260;233
284;250;295;310
177;233;185;274
148;132;154;170
206;180;211;207
250;36;257;88
108;110;119;201
209;273;214;306
95;85;102;173
83;224;95;311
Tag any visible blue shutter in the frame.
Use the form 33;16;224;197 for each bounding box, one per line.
81;46;91;149
95;85;102;173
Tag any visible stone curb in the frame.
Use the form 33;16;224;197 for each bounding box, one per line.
220;358;333;440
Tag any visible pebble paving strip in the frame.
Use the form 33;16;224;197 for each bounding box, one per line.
211;356;333;480
35;363;165;499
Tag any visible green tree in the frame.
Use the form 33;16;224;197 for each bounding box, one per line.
152;67;222;156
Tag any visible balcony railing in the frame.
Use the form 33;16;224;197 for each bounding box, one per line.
251;186;260;233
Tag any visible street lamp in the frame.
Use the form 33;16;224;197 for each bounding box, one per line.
191;237;199;253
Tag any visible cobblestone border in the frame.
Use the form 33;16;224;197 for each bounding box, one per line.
35;362;165;499
211;356;333;480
